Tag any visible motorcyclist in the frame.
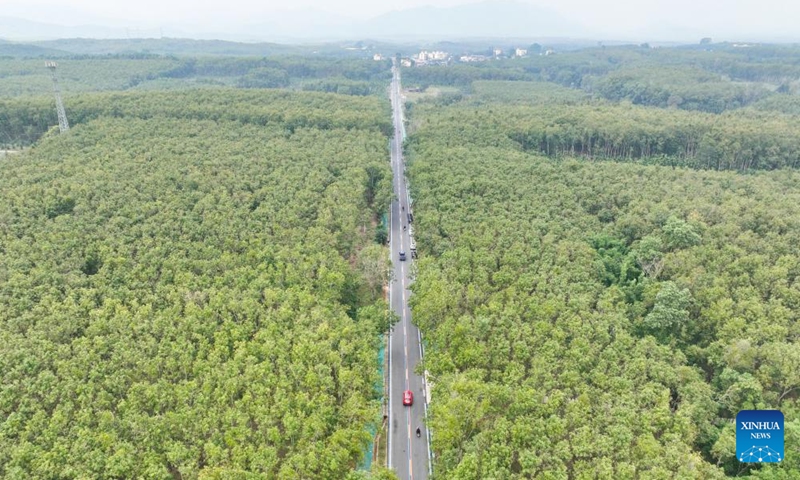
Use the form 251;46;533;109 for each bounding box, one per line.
416;427;421;437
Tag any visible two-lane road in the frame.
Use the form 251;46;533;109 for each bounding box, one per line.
387;60;431;480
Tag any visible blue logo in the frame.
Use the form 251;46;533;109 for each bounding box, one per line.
736;410;784;463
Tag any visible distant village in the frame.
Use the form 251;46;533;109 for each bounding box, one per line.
372;46;556;67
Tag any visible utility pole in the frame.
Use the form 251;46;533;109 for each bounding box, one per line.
45;61;70;133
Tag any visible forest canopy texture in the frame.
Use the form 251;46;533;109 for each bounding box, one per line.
5;41;800;480
0;91;394;479
404;94;800;479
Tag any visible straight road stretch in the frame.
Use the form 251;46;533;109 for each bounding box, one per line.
387;59;431;480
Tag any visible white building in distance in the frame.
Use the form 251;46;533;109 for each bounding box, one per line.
416;50;448;61
460;55;489;62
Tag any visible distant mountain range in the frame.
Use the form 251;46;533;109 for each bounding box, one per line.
354;2;586;40
0;16;133;40
239;1;592;42
0;1;597;43
0;39;70;57
5;0;788;44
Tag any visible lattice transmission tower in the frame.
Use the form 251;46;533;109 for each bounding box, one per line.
45;61;70;133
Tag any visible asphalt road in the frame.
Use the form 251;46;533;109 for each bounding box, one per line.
387;60;431;480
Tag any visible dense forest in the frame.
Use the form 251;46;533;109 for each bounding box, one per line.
4;39;800;479
404;81;800;478
403;43;800;114
401;43;800;173
11;38;399;57
0;87;392;149
0;91;397;478
0;55;391;98
0;54;391;149
409;101;800;171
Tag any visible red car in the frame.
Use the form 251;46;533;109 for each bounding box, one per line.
403;390;413;406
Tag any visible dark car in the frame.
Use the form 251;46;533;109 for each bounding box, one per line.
399;250;406;261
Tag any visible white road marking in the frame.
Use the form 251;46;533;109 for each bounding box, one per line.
388;64;428;480
387;200;392;469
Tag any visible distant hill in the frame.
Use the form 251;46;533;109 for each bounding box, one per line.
31;38;304;56
4;1;799;44
1;1;596;44
0;16;129;40
235;2;589;42
236;9;355;42
0;41;70;58
356;1;590;40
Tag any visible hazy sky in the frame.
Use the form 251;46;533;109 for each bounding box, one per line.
3;0;800;40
